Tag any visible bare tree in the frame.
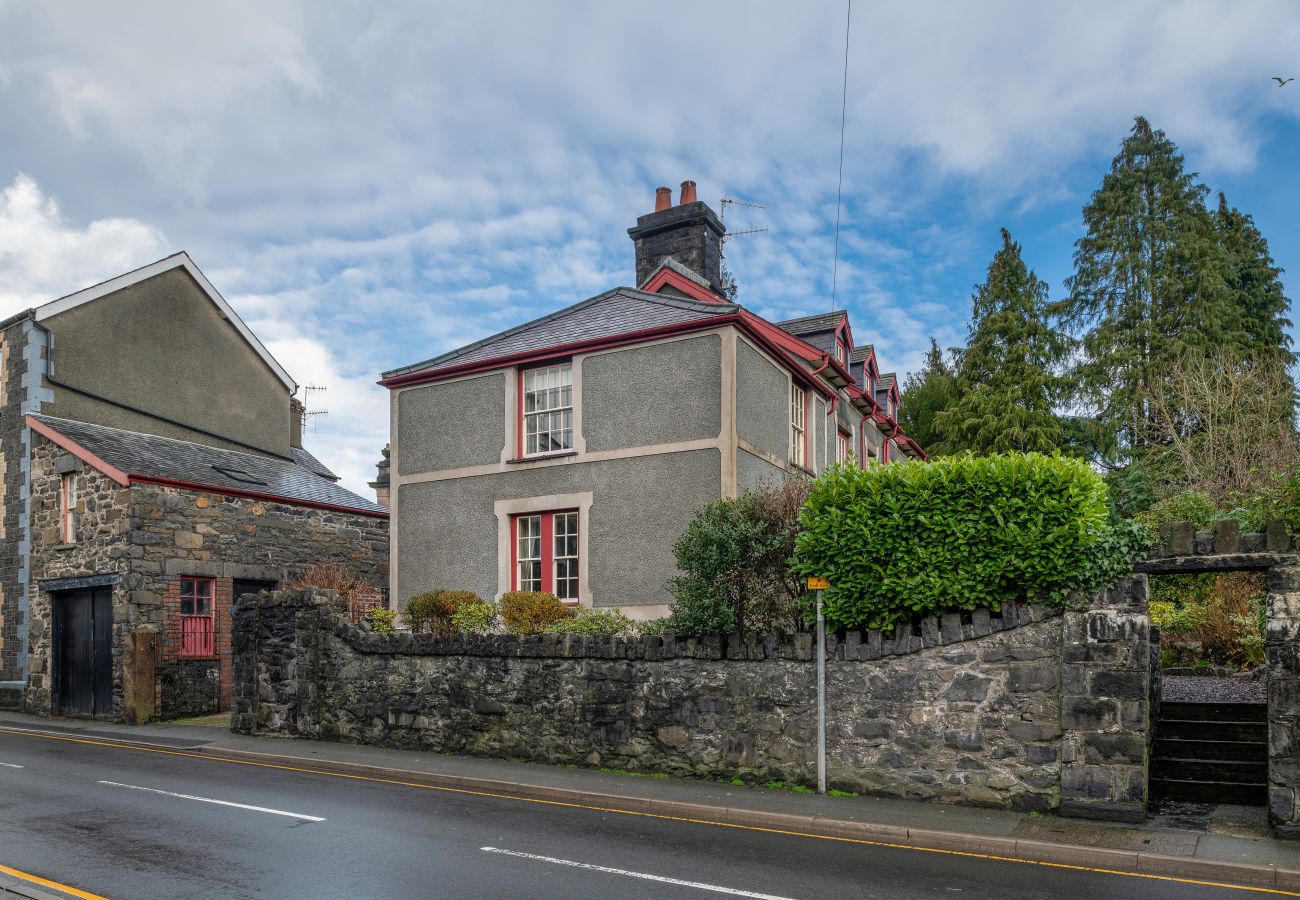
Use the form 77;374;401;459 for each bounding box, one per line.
1146;351;1298;504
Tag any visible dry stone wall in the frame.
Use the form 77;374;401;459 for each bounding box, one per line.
234;583;1154;815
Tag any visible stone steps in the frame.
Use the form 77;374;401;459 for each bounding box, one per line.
1151;701;1267;806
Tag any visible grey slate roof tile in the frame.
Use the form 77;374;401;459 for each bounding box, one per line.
774;310;847;336
385;288;737;379
292;445;340;482
33;415;386;516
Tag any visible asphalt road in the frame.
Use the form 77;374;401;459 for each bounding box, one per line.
0;726;1273;900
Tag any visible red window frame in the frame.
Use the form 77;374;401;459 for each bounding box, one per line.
510;510;580;604
517;361;574;458
179;577;216;657
59;472;77;543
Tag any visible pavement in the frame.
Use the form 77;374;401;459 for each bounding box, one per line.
0;711;1299;898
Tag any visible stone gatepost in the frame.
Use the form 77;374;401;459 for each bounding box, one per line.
1268;566;1300;837
1059;575;1151;822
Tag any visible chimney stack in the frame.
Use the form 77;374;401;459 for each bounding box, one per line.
290;397;305;449
627;180;725;295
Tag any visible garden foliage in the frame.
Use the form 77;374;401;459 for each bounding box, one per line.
451;601;499;634
793;453;1150;630
405;590;484;634
544;607;637;636
668;479;809;636
499;591;574;635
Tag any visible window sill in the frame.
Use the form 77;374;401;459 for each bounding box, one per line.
791;464;816;477
508;451;578;465
51;543;76;552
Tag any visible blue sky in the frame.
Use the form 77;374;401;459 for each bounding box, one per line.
0;1;1297;493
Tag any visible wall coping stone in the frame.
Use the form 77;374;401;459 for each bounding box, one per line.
235;589;1061;663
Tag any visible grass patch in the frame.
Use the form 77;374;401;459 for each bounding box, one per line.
599;767;670;779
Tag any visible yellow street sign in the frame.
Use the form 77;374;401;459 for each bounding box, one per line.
806;576;830;590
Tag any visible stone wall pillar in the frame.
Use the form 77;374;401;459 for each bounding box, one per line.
1267;566;1300;837
1059;575;1151;822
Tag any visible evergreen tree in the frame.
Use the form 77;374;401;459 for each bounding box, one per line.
933;229;1067;454
898;338;958;453
1056;116;1237;454
1213;192;1293;363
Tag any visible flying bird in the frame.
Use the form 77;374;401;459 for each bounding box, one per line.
1274;76;1295;86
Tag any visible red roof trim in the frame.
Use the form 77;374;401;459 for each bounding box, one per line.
26;415;130;486
639;266;729;303
130;475;390;519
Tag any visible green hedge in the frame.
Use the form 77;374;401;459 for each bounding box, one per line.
793;453;1149;631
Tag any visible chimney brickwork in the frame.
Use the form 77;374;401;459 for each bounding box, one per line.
628;182;725;294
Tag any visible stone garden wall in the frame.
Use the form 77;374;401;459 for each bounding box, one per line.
233;578;1153;817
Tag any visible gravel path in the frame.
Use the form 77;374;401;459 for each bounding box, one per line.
1162;675;1265;703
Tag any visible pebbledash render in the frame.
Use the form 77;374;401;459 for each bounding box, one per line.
382;182;925;619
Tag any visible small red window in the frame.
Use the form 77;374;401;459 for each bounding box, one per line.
180;577;215;657
511;511;580;603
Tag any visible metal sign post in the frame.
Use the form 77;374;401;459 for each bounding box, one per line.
807;577;829;795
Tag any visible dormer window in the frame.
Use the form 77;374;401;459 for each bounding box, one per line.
521;363;574;456
834;339;847;366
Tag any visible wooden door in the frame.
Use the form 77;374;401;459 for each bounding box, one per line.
54;588;113;718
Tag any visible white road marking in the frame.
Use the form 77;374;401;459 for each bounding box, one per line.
0;762;22;768
97;781;325;822
479;847;799;899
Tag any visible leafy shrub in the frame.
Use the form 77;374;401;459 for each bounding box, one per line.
1150;572;1266;668
404;590;484;634
544;607;636;635
637;617;670;636
1134;489;1218;532
668;479;810;636
500;591;574;635
793;453;1150;631
364;607;397;633
451;601;499;634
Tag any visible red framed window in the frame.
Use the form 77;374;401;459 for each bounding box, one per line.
790;383;808;468
59;472;78;543
511;510;580;602
180;577;215;657
837;430;850;464
519;363;574;457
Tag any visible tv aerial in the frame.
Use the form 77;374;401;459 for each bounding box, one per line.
720;196;768;243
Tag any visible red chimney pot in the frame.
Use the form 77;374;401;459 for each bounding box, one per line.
655;186;672;212
679;180;697;205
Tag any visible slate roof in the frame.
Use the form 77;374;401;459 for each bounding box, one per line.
774;310;847;336
384;288;738;379
292;446;340;482
31;415;386;516
849;344;876;364
879;372;897;391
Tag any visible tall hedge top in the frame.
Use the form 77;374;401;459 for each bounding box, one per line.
794;453;1127;630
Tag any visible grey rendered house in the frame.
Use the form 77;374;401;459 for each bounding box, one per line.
382;184;924;618
0;253;386;720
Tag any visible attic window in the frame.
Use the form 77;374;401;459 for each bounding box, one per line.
211;465;268;486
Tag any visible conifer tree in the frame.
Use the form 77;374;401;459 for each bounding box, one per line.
1213;192;1293;363
898;338;958;453
1056;116;1235;453
933;229;1067;454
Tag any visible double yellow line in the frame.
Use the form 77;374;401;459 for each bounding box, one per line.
0;723;1295;898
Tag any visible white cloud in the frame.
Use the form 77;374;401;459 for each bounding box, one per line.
0;173;168;312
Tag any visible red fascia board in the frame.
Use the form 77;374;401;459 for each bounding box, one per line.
639;267;729;303
129;475;389;519
26;415;130;485
380;315;745;389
